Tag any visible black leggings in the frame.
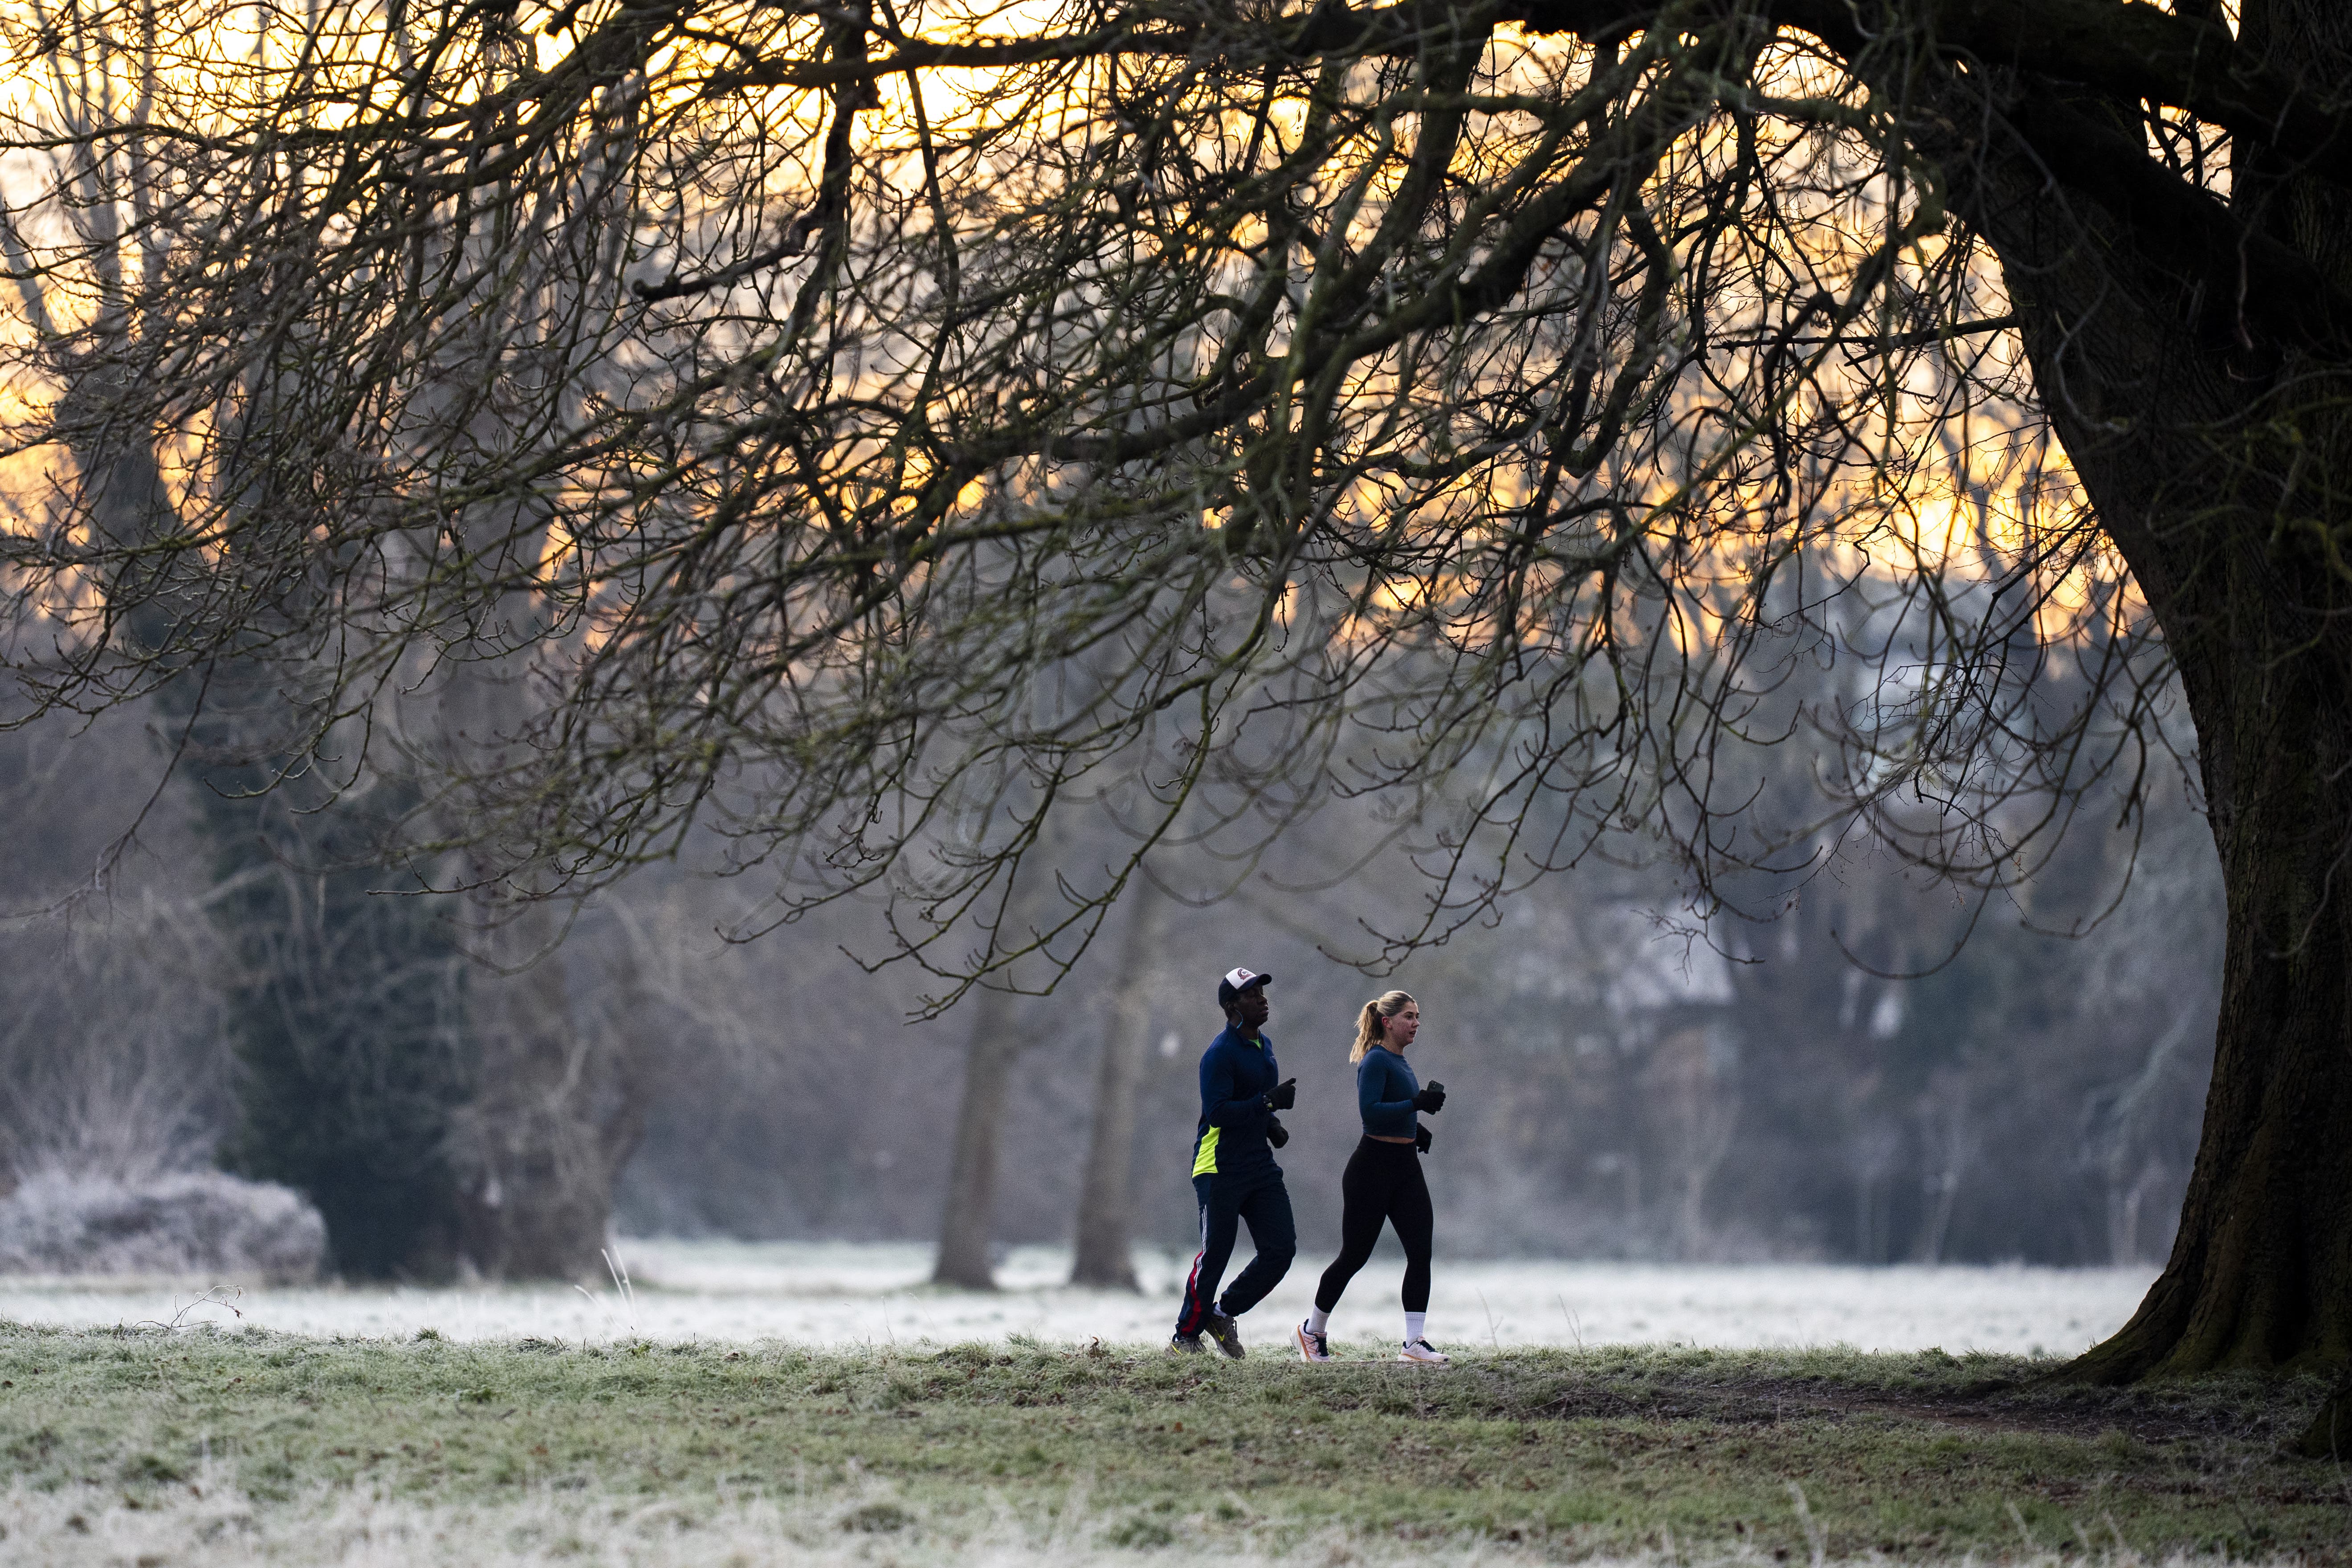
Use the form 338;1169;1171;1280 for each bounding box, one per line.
1313;1137;1432;1314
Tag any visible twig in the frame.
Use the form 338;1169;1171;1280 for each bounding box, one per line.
1556;1292;1584;1349
1787;1481;1827;1568
131;1285;243;1332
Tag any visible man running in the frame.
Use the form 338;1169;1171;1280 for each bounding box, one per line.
1170;966;1297;1358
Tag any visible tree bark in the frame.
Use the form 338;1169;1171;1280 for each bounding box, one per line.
2068;648;2352;1378
932;978;1024;1290
1069;880;1167;1289
450;898;620;1279
1930;3;2352;1378
436;659;651;1282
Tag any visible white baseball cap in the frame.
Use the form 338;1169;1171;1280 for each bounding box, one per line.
1217;967;1272;1007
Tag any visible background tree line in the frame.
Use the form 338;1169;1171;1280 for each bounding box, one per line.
0;642;2219;1279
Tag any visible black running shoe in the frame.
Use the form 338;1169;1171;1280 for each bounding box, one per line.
1202;1310;1246;1360
1167;1332;1210;1354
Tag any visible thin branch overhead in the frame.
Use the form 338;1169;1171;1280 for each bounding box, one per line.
0;0;2197;996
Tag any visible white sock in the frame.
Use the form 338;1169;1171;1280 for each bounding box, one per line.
1404;1311;1427;1345
1305;1307;1330;1336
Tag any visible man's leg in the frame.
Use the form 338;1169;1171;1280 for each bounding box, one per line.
1174;1174;1241;1339
1215;1171;1297;1319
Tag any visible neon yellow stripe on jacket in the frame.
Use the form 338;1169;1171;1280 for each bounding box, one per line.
1191;1127;1220;1177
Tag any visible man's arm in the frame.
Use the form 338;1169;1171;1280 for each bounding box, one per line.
1204;1043;1270;1129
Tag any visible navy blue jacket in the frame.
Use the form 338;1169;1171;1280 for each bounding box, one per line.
1356;1047;1420;1139
1191;1025;1282;1177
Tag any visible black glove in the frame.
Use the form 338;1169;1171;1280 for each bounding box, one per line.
1266;1114;1289;1149
1266;1078;1297;1112
1414;1123;1432;1154
1413;1080;1446;1114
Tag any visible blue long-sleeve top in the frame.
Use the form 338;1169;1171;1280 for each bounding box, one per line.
1190;1025;1281;1177
1357;1047;1421;1139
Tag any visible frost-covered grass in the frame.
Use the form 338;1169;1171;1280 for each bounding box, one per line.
0;1323;2338;1566
0;1240;2159;1355
0;1484;2320;1568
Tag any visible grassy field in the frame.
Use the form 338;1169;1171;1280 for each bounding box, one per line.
0;1321;2340;1565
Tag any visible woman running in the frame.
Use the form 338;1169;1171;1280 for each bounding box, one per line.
1295;990;1449;1364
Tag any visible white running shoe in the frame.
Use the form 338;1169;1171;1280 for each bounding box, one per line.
1398;1338;1450;1364
1295;1321;1332;1363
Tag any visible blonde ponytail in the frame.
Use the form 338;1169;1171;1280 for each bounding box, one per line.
1350;990;1416;1063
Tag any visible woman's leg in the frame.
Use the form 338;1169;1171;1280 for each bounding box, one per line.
1389;1155;1434;1323
1313;1143;1391;1315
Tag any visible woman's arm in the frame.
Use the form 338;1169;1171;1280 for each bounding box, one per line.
1358;1053;1417;1123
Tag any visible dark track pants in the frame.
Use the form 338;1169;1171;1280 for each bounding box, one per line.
1174;1167;1296;1336
1314;1136;1433;1314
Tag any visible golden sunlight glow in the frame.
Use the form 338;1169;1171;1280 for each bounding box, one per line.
0;0;2127;690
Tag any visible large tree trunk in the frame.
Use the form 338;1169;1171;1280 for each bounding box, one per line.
437;661;652;1281
1069;880;1167;1289
1936;0;2352;1381
2069;628;2352;1379
450;896;642;1279
932;979;1024;1289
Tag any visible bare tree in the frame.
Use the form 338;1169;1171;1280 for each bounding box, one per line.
435;661;655;1279
927;808;1086;1289
9;0;2352;1377
1911;1076;1978;1266
0;2;658;1278
0;888;231;1186
1643;1020;1740;1259
929;980;1024;1289
1069;874;1168;1289
1844;1122;1900;1265
2083;1013;2208;1267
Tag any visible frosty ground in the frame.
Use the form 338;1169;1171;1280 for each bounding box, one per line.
0;1325;2340;1568
4;1249;2339;1568
0;1241;2159;1355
